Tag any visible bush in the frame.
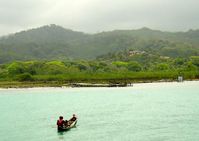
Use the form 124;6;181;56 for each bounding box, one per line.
16;73;33;81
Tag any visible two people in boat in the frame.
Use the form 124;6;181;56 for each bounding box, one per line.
57;114;77;128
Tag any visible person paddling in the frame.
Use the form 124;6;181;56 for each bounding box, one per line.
57;116;65;129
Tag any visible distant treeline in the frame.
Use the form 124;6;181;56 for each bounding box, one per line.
0;56;198;83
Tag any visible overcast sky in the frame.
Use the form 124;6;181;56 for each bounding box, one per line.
0;0;199;35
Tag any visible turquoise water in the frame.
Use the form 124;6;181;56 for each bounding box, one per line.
0;81;199;141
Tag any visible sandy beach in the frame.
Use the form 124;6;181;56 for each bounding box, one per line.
0;80;198;91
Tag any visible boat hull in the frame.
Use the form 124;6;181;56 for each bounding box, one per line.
57;120;77;132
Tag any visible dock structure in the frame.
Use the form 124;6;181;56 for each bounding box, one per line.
71;83;127;87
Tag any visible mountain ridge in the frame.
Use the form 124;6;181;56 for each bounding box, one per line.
0;24;199;63
2;24;199;38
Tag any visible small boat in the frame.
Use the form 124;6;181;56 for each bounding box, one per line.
57;119;77;132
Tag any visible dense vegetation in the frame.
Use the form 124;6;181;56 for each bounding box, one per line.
0;55;198;85
0;24;199;63
0;25;198;87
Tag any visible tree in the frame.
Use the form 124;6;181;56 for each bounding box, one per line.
7;62;26;75
173;58;185;66
112;61;128;68
127;61;142;72
16;73;33;81
154;63;169;71
183;62;197;71
42;61;68;74
190;56;199;67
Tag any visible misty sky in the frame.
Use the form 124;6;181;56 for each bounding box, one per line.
0;0;199;35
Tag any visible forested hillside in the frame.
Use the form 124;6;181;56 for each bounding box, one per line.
0;25;199;86
0;24;199;63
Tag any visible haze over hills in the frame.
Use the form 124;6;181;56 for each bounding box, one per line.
0;24;199;63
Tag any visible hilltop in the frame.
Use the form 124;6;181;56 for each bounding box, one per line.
0;24;199;63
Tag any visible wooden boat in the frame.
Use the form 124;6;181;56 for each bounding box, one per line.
57;119;77;132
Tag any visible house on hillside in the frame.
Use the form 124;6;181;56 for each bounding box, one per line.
128;50;145;56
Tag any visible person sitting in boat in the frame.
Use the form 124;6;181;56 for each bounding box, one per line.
64;120;69;127
69;114;77;121
57;116;65;128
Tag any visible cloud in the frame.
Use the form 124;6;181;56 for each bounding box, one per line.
0;0;199;35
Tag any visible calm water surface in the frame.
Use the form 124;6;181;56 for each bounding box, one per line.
0;81;199;141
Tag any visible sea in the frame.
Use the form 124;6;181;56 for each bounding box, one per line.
0;81;199;141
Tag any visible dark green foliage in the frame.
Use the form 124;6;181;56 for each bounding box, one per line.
0;25;198;83
190;56;199;67
0;25;199;63
16;73;33;81
7;62;26;75
154;63;169;71
127;62;142;72
183;62;198;71
0;57;198;83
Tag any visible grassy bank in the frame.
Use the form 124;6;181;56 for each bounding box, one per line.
0;71;198;88
0;59;198;88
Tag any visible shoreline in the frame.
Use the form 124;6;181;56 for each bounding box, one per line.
0;79;198;90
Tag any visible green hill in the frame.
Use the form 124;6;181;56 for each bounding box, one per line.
0;24;199;63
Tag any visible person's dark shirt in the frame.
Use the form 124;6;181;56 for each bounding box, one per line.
57;119;64;127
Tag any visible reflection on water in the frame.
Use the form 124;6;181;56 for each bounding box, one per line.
57;132;65;140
